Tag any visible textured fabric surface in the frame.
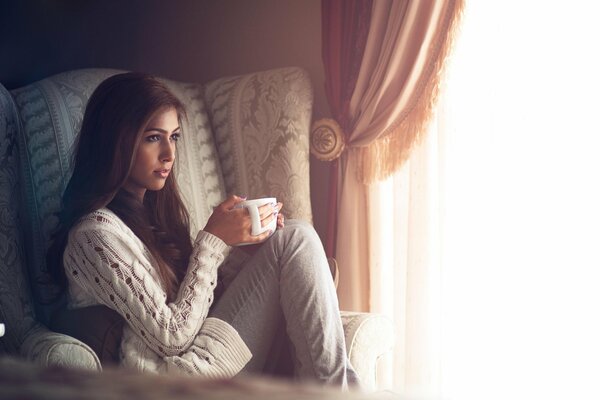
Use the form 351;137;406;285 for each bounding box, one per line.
0;356;403;399
12;69;120;323
204;67;313;223
20;324;100;370
0;83;38;354
341;312;394;391
11;69;225;325
210;220;359;388
65;208;251;377
0;88;103;368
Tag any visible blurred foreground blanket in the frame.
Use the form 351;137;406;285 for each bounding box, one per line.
0;357;401;400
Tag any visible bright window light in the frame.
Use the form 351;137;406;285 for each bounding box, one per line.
438;2;600;399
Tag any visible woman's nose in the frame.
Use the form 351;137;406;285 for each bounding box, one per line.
160;140;175;162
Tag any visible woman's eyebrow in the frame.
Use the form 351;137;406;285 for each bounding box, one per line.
144;126;181;133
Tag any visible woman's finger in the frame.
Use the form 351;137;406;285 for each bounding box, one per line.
261;211;277;228
258;202;276;219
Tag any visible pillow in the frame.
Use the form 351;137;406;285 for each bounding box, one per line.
50;305;124;366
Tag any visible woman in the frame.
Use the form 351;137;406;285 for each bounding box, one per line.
47;72;359;388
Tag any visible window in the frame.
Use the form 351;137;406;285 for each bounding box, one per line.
379;2;600;399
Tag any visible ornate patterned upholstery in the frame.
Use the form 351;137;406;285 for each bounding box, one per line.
204;67;313;223
0;68;393;391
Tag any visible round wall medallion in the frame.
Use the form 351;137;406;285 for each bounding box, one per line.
310;118;345;161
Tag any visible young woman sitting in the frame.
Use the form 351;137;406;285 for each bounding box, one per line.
46;72;359;389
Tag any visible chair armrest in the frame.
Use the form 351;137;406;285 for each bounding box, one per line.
340;311;394;392
20;323;101;371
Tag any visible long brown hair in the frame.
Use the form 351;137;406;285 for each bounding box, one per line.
47;72;192;302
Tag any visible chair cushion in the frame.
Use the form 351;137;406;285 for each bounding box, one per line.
11;69;226;324
49;305;124;366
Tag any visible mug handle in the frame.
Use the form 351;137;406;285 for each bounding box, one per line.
247;205;262;236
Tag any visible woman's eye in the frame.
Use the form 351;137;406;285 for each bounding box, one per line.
170;133;181;141
145;135;160;142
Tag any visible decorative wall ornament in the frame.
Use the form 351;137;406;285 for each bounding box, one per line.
310;118;345;161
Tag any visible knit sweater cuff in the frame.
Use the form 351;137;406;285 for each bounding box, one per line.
201;317;252;377
195;230;231;256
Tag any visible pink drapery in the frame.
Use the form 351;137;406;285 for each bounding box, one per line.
321;0;372;258
321;0;464;310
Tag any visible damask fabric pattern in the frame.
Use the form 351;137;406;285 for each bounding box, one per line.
10;69;225;325
0;83;38;353
64;208;252;377
204;67;314;223
11;69;124;325
1;83;99;364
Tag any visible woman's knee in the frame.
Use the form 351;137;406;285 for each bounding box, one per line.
272;220;331;276
275;219;322;249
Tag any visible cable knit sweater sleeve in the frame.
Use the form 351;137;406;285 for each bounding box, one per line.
63;209;229;357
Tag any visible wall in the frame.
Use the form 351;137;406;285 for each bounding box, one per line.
0;0;332;242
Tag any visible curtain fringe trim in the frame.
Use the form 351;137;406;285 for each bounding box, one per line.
355;0;466;184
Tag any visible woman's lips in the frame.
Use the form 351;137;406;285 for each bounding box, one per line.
154;169;170;178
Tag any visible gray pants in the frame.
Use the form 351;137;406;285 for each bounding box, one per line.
208;219;360;389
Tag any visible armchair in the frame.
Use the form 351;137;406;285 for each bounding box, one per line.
0;67;393;390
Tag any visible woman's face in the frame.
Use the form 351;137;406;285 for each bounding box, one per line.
123;107;181;201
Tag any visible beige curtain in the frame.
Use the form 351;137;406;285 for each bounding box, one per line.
336;0;463;311
367;106;445;392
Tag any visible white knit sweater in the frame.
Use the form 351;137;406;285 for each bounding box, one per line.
63;208;252;377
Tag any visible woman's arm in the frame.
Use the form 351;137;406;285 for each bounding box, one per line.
64;213;228;357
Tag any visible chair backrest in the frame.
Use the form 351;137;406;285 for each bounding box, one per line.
0;83;36;352
6;69;226;325
203;67;314;222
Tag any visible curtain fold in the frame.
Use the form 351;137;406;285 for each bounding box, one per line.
322;0;463;311
321;0;372;258
322;0;372;128
350;0;463;183
367;111;444;391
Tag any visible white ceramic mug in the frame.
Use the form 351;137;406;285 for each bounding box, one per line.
234;197;277;243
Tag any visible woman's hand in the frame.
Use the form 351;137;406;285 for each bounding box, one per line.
276;202;285;229
203;195;280;246
240;202;284;255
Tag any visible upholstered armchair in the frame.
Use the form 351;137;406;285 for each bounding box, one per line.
0;67;394;390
